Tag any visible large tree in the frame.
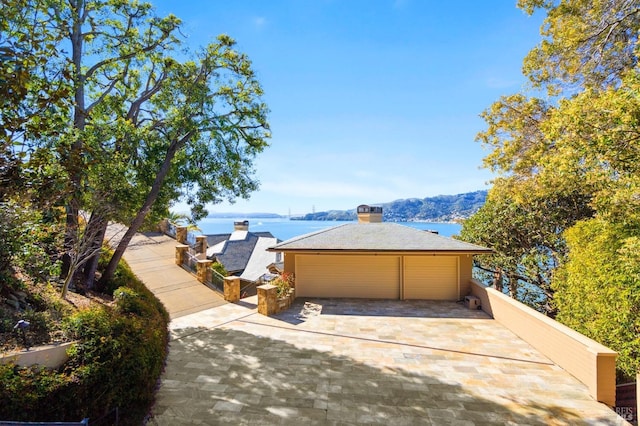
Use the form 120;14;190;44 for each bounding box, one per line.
0;0;70;201
2;0;270;291
459;178;592;314
98;36;269;286
462;0;640;378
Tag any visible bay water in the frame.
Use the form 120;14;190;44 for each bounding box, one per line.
196;217;462;241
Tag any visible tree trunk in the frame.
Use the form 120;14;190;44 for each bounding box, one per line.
98;133;191;287
81;213;108;290
507;273;518;299
62;0;87;281
492;268;504;293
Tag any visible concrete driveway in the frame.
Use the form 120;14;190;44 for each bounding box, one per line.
148;298;626;425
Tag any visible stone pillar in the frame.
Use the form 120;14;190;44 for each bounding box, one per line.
223;276;240;303
197;259;213;283
195;235;208;256
176;226;188;244
175;244;189;266
257;284;277;316
158;218;170;235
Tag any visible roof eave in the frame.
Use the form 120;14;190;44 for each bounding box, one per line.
266;247;494;254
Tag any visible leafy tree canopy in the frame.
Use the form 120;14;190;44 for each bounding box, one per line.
1;0;270;289
461;0;640;378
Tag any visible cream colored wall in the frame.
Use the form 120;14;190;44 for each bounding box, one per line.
403;255;458;300
295;254;400;298
284;251;476;301
1;341;74;369
470;280;617;407
284;252;296;276
357;213;382;223
458;254;473;297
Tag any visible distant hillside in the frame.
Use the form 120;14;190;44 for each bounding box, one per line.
292;190;488;222
382;190;488;222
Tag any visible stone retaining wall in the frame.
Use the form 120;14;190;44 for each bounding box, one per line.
257;284;295;316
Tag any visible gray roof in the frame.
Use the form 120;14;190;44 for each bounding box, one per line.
240;236;279;282
268;223;492;253
206;231;277;274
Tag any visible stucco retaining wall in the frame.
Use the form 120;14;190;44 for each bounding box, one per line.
1;341;75;369
470;279;617;407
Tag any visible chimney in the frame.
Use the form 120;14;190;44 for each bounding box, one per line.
234;220;249;231
357;205;382;223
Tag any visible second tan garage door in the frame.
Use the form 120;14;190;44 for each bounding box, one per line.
403;256;459;300
295;255;400;299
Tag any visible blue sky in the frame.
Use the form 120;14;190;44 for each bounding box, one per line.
157;1;544;216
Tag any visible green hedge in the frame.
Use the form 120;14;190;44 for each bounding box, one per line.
0;255;169;425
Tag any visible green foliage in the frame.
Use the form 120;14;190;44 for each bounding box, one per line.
3;0;270;290
519;0;639;92
0;0;71;147
468;0;640;379
0;257;169;425
0;362;76;421
97;245;137;295
553;219;640;381
0;201;25;276
459;179;592;314
211;261;228;277
114;287;145;315
0;201;62;284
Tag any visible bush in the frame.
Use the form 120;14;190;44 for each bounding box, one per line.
553;219;640;381
211;261;227;276
114;286;146;315
0;362;77;421
271;273;294;298
0;202;63;284
0;255;169;425
97;245;138;295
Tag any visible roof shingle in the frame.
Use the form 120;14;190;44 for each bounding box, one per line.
268;223;492;252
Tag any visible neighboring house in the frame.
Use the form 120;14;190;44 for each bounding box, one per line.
268;205;492;300
206;220;280;286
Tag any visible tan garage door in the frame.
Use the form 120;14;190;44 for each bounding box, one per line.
295;255;400;299
404;256;459;300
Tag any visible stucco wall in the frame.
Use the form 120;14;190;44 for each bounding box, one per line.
1;341;74;369
284;251;475;301
470;279;617;406
284;252;296;276
458;254;473;297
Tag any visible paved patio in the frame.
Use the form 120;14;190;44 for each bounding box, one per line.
148;298;627;425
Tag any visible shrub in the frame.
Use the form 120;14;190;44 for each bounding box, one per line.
0;254;169;425
0;201;27;276
0;202;63;283
97;245;138;295
211;261;227;276
114;286;145;315
271;272;294;298
0;362;77;421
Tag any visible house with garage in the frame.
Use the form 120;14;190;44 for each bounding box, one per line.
206;220;280;291
267;205;492;300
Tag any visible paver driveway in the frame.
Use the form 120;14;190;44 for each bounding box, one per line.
148;298;626;425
